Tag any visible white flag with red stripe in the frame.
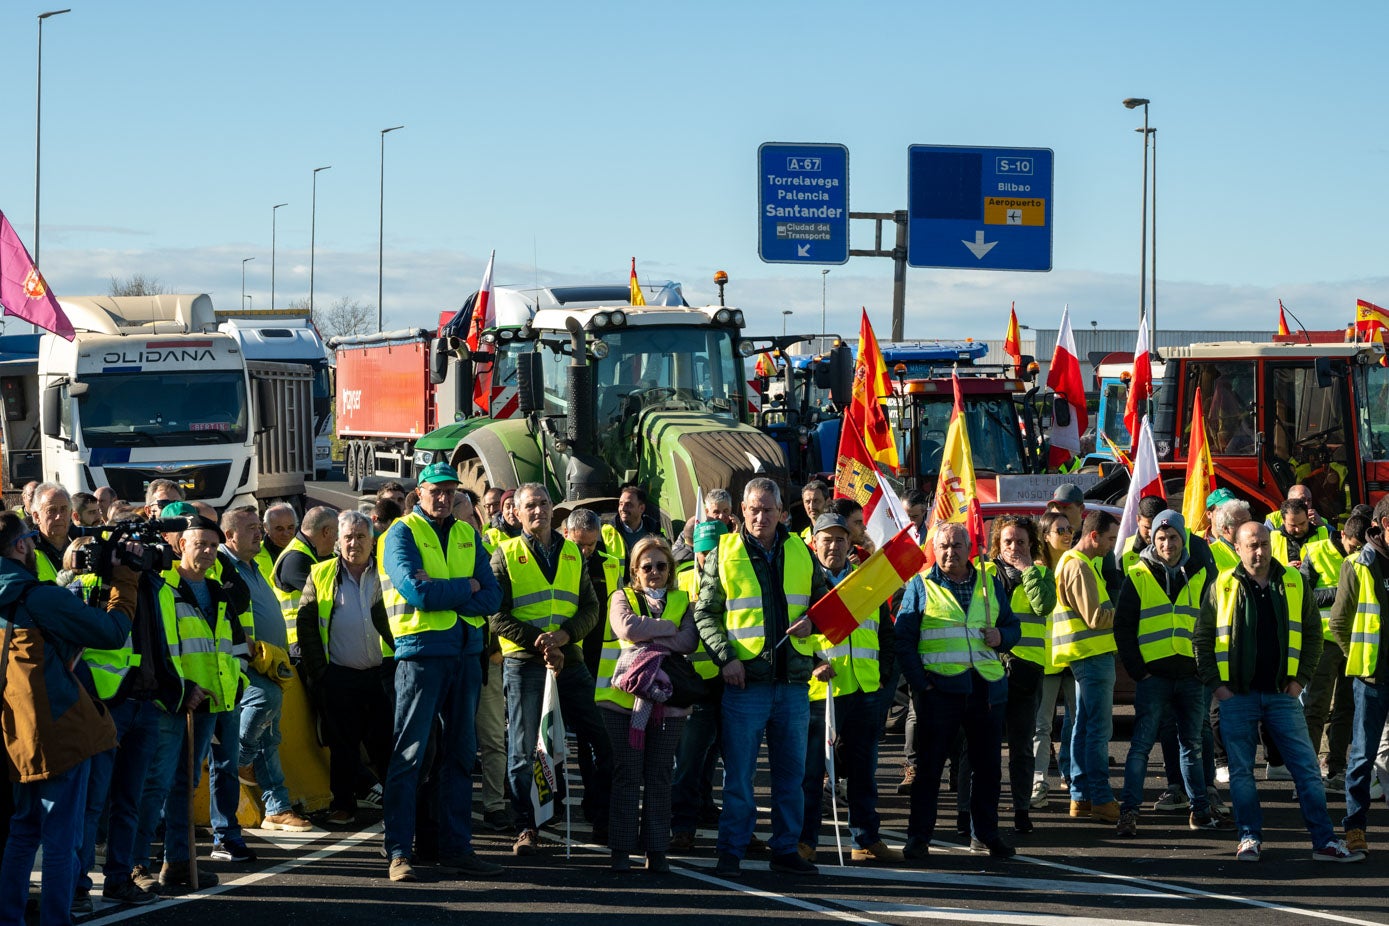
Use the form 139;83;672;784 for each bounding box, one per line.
1114;415;1166;557
1123;315;1152;444
1045;305;1087;469
465;250;496;415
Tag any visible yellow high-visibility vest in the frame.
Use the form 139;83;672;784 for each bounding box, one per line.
497;534;582;656
1345;556;1383;678
715;532;815;659
594;587;690;709
1051;548;1115;665
1211;567;1305;683
379;514;480;640
915;568;1004;681
1127;560;1204;664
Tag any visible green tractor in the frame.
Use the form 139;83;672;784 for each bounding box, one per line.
412;283;789;531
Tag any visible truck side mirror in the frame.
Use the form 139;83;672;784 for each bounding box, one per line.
256;378;277;433
41;384;61;440
516;351;544;414
1314;356;1335;390
1052;394;1071;427
430;337;451;385
821;345;854;409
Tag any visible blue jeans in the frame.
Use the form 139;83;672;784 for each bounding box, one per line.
717;680;809;857
80;699;161;892
1344;677;1389;832
801;690;883;849
383;647;482;861
133;710;217;868
0;759;89;926
503;658;612;831
1218;689;1335;848
209;706;243;839
671;692;722;835
239;669;292;815
1068;653;1116;804
1120;675;1210;814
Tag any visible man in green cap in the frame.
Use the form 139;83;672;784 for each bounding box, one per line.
670;517;730;849
379;461;503;882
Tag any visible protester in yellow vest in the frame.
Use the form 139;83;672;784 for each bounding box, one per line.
799;512;901;864
1028;511;1073;815
564;508;624;679
1269;498;1322;567
987;514;1053;835
893;522;1020;861
378;462;502;884
1209;497;1252;575
271;507;337;656
29;482;72;583
594;536;698;872
1299;520;1355;788
489;482;610;859
260;504;298;573
1194;522;1362;863
1052;509;1120;824
670;517;730;851
298;510;393;827
1113;511;1231;836
1264;484;1331;544
693;477;828;879
1328;497;1389;856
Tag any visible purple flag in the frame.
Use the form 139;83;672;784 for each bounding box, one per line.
0;210;74;340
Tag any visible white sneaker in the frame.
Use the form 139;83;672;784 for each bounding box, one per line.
1030;780;1049;809
1215;764;1230;784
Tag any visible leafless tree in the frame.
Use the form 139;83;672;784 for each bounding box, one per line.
314;296;374;339
108;274;166;296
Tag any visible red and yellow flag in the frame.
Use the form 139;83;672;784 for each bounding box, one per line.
851;309;900;473
1181;385;1216;535
1003;302;1022;369
629;257;646;306
926;370;985;558
754;351;778;378
1277;300;1291;337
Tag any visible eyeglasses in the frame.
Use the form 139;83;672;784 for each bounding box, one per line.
638;562;669;574
1053;526;1075;535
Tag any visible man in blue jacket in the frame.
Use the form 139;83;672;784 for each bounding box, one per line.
380;462;503;882
0;511;136;924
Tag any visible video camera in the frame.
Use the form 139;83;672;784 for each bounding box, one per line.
70;518;181;582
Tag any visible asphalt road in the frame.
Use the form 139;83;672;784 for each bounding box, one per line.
55;728;1389;926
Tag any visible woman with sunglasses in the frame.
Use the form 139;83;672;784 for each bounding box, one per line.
986;515;1052;835
596;535;699;873
1029;510;1077;813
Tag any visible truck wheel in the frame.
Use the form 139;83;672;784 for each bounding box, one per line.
457;458;491;499
365;444;377;487
346;442;361;491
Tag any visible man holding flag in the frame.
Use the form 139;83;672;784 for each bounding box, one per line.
798;512;900;865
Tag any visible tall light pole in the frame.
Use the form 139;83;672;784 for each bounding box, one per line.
34;8;71;271
271;203;288;311
782;309;793;337
378;125;404;331
1122;97;1151;341
1147;127;1157;350
241;257;255;312
310;165;331;315
820;269;829;344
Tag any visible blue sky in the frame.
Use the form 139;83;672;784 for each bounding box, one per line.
3;0;1387;342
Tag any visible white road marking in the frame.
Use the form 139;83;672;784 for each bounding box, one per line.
673;865;890;926
843;900;1191;926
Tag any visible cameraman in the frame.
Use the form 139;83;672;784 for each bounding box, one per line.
131;511;252;892
0;511;139;924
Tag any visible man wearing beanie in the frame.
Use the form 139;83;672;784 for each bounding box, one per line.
1114;510;1231;836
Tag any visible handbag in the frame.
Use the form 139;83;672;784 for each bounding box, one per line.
662;651;706;709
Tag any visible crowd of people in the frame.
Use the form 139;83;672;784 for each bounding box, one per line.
1;467;1388;923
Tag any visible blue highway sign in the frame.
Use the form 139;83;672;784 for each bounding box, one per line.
759;142;849;265
906;145;1053;271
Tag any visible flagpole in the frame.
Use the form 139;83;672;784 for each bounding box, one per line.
826;694;845;867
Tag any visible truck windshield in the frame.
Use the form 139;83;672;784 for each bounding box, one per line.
911;395;1027;475
593;326;742;423
78;371;249;447
1365;364;1389;461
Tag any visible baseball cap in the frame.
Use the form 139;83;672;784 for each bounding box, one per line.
159;501;198;519
1050;483;1085;505
418;462;460;485
692;519;728;553
813;513;852;536
1205;487;1236;509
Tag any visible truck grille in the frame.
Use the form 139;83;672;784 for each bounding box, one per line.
103;461;232;503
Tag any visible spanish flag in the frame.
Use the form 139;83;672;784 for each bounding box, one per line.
850;309;900;474
629;257;646;306
1003;302;1022;369
925;369;986;558
1181;385;1216;535
1277;300;1291;337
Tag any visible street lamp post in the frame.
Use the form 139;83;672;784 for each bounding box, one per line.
34;8;71;271
820;269;829;345
1148;127;1157;347
1122;97;1151;341
378;125;404;331
310;166;331;315
241;257;254;312
782;309;793;337
271;203;288;311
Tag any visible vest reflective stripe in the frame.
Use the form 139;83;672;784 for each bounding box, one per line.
678;564;720;679
1051;549;1114;665
1301;538;1345;641
272;537;318;646
1127;561;1205;663
809;616;881;702
594;588;690;708
1002;564;1055;672
379;515;480;640
77;576;140;701
313;557;391;661
1212;567;1304;683
158;570;241;713
915;569;1004;681
498;535;583;656
716;533;816;659
1346;559;1382;677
